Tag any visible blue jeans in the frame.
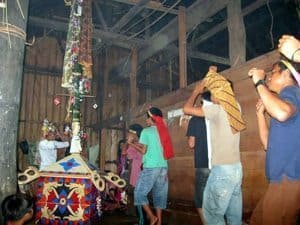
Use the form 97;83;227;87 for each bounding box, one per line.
203;162;243;225
134;167;168;209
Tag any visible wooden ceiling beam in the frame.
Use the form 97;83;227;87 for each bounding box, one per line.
28;16;147;49
190;0;268;48
138;0;229;64
136;0;266;76
110;0;229;78
93;0;108;31
109;0;178;15
111;0;151;32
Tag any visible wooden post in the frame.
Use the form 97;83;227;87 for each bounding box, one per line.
0;0;29;222
145;16;151;101
227;0;246;66
99;49;110;170
130;48;138;108
178;6;187;88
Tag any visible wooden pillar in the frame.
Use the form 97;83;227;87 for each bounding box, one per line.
227;0;246;66
145;16;151;101
99;49;109;170
0;0;29;221
178;6;187;88
130;48;138;108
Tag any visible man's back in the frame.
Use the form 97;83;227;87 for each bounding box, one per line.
203;104;240;165
139;126;167;168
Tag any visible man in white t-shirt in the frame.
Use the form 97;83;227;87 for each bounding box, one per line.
38;130;69;170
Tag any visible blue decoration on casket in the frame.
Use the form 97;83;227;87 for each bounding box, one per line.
59;158;80;171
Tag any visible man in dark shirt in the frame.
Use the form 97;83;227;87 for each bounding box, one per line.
186;92;211;225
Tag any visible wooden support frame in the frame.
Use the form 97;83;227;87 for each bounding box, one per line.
178;6;187;88
227;0;246;66
130;48;138;108
110;0;178;15
111;0;151;33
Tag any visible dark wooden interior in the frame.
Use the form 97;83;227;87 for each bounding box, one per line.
0;0;299;223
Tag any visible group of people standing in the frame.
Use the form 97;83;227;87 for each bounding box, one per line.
122;107;174;225
184;34;300;225
123;34;300;225
2;35;299;225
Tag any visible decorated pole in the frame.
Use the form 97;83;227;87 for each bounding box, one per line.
62;0;93;154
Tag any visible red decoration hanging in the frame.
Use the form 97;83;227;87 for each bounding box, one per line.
53;97;61;106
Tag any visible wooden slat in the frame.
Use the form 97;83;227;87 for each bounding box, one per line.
178;6;187;88
227;0;246;66
130;49;138;107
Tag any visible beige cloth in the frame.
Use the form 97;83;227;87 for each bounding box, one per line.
204;71;246;133
203;104;240;165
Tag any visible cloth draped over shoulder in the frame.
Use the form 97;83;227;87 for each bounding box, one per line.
204;71;246;133
151;115;174;160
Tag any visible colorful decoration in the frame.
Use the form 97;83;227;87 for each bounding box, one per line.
41;119;56;137
18;154;126;225
78;0;93;80
92;103;98;109
53;96;61;106
36;176;99;224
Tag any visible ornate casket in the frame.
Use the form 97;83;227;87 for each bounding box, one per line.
18;154;125;225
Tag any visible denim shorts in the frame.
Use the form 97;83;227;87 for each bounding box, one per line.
194;168;210;208
134;167;168;209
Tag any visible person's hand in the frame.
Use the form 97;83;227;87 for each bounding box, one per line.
193;79;206;95
256;99;265;116
126;135;135;144
278;35;300;62
208;65;217;73
248;68;266;84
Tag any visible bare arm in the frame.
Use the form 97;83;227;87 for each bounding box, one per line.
187;136;195;149
183;80;205;117
127;141;147;155
256;99;269;150
248;68;296;122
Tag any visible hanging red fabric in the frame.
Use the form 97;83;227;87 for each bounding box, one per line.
152;115;174;160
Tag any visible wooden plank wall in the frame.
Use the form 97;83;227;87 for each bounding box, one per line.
99;49;173;172
124;50;280;215
18;37;101;168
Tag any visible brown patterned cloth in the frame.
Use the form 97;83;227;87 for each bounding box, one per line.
204;71;246;133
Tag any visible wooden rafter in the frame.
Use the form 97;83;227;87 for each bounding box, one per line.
109;0;178;15
93;0;108;31
190;0;268;48
111;0;151;33
111;0;230;79
138;0;229;64
28;16;147;49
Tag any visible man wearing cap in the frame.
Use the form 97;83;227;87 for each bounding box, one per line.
248;59;300;225
183;66;245;225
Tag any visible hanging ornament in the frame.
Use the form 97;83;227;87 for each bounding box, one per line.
83;79;91;93
53;96;61;106
70;96;75;104
92;103;98;109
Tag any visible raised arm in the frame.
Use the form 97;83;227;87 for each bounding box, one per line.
183;80;206;117
255;99;269;150
248;68;296;122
